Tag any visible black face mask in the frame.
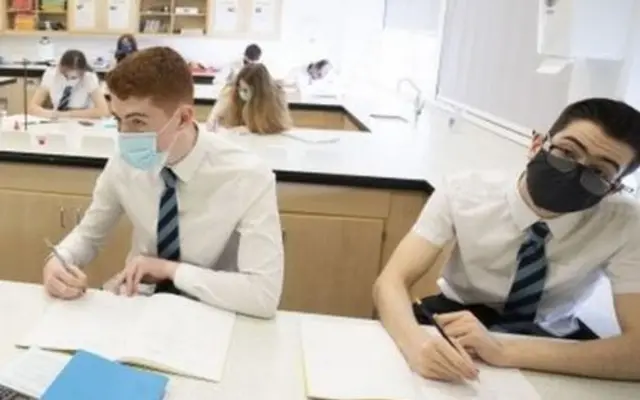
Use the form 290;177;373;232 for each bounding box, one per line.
525;150;608;213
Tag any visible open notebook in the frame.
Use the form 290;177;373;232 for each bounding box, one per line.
17;290;236;382
300;315;541;400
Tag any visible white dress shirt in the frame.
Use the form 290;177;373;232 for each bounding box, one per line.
413;171;640;336
41;67;100;110
56;130;284;318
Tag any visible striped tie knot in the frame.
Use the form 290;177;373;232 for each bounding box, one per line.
529;221;550;241
161;167;178;189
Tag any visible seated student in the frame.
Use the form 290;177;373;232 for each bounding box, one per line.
283;59;339;95
114;34;138;64
42;47;284;318
29;49;109;119
373;98;640;382
206;63;291;135
222;43;263;84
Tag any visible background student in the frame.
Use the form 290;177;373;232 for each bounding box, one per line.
222;43;263;84
206;63;291;135
28;49;109;119
373;98;640;382
41;46;284;319
114;34;138;64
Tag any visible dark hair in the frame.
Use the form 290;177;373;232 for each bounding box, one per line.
115;34;138;63
549;98;640;174
243;44;262;63
59;49;92;72
307;59;330;73
106;46;194;111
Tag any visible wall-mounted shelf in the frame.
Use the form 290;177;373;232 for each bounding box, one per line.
0;0;283;38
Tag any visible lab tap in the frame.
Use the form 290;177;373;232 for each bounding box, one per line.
397;78;426;126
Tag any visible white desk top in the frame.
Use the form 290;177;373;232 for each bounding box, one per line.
0;108;529;190
0;281;638;399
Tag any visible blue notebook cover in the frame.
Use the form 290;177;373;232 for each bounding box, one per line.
41;350;168;400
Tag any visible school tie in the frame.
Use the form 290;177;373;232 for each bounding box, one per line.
498;222;550;333
57;86;73;111
154;167;182;294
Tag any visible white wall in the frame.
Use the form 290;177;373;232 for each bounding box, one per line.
619;1;640;109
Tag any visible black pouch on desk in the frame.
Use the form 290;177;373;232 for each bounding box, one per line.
0;384;36;400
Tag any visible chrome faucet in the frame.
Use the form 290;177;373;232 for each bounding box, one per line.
397;78;426;127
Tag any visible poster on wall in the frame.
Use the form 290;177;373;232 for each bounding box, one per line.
213;0;239;33
250;0;277;34
72;0;96;30
107;0;131;31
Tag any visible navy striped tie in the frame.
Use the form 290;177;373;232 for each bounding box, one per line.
154;167;182;294
498;222;550;333
57;86;73;111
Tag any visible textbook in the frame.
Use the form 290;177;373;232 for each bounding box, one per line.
300;315;541;400
41;350;168;400
18;290;236;382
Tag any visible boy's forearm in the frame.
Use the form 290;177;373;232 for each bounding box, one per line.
374;277;426;354
500;335;640;381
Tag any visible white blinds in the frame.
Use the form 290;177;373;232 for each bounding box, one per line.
437;0;572;133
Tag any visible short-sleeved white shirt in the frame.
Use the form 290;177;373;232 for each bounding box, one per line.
40;67;100;110
413;171;640;336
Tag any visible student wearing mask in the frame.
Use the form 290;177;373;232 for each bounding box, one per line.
42;47;284;319
114;34;138;64
374;98;640;382
29;49;109;119
223;43;262;84
283;59;341;97
206;63;291;135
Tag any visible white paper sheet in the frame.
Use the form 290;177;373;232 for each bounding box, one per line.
0;348;69;398
213;0;239;32
107;0;130;31
72;0;96;30
301;315;541;400
250;0;277;34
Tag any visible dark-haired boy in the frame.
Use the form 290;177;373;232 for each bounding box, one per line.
374;98;640;382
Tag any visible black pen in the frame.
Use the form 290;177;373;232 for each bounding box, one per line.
414;298;460;353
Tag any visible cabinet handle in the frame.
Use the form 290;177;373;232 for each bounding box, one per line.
75;208;82;225
281;229;287;244
59;207;65;229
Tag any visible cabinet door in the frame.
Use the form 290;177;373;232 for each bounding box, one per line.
62;196;132;288
279;213;384;318
0;190;66;283
0;81;27;115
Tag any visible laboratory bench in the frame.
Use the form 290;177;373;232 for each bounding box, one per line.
0;108;526;319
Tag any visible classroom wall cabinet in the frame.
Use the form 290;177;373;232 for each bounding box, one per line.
0;78;40;115
0;162;436;318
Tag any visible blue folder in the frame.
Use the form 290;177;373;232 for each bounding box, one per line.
41;350;168;400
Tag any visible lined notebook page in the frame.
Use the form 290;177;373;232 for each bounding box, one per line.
17;291;146;358
301;316;417;400
301;315;541;400
124;294;236;382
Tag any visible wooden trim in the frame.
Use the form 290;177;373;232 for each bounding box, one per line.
277;183;391;218
0;163;100;195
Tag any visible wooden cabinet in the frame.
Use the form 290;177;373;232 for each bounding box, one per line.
279;213;384;318
0;190;67;283
0;78;41;115
0;163;429;317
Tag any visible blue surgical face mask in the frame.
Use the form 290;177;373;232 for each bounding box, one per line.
118;133;166;171
117;112;180;171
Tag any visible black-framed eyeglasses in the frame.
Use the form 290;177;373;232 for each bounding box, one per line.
541;141;626;196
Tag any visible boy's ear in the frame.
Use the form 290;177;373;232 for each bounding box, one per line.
529;130;545;159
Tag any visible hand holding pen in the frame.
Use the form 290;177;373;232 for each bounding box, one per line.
409;298;479;382
43;238;88;300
